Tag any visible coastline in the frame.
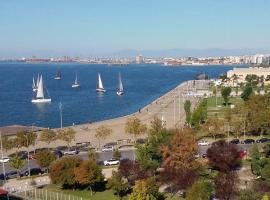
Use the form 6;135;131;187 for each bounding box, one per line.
3;79;210;153
65;79;209;149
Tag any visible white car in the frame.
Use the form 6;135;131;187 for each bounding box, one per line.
0;157;10;163
198;140;210;146
103;159;120;166
102;146;114;152
62;149;79;155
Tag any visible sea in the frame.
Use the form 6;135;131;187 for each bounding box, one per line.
0;63;242;128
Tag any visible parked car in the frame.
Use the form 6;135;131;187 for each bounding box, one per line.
5;170;18;180
102;146;114;152
198;140;209;146
256;138;270;143
62;147;79;155
20;168;43;177
103;159;120;166
241;139;255;144
52;150;63;158
230;139;240;144
0;157;10;163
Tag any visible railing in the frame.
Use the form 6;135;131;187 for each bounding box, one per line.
14;188;88;200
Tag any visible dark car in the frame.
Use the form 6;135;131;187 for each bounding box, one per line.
52;150;63;158
241;139;255;144
256;138;270;143
5;170;18;180
9;151;28;160
230;139;240;144
20;168;43;177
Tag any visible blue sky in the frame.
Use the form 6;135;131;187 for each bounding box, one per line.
0;0;270;57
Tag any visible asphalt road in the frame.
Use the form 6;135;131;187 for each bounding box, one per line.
0;143;266;176
0;149;135;175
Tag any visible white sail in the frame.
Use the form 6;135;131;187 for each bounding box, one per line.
98;73;104;89
32;76;36;89
36;75;44;98
118;73;123;92
36;74;40;88
75;73;78;84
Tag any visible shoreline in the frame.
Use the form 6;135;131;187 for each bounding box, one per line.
3;79;210;153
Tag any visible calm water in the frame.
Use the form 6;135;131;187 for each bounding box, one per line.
0;63;236;128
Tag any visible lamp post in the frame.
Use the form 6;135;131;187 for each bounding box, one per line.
0;131;6;182
59;102;63;129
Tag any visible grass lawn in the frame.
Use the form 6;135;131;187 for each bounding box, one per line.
43;185;124;200
207;96;242;118
42;184;185;200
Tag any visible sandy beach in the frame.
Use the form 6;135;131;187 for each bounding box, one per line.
4;79;210;153
56;79;210;149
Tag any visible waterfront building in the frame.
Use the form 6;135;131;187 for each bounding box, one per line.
227;67;270;85
136;54;144;64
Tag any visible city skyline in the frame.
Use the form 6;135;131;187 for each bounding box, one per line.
1;0;270;58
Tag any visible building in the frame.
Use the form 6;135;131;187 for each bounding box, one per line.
135;54;144;64
227;67;270;84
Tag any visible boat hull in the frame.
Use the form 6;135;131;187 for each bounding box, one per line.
54;77;61;80
117;91;124;96
96;88;106;93
72;84;80;88
31;98;51;103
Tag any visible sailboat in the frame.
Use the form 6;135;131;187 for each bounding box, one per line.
32;76;37;92
31;75;51;103
117;72;124;96
54;70;61;80
96;73;106;93
72;73;80;88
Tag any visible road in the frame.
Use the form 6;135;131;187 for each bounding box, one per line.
0;143;265;176
0;149;135;175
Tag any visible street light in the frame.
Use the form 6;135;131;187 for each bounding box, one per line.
59;102;63;129
0;131;6;182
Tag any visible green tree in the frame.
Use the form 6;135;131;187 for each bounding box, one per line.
221;87;232;106
95;125;112;150
261;161;270;187
136;117;171;171
241;86;253;101
186;180;213;200
36;150;56;172
191;99;207;127
125;117;147;141
9;153;25;177
128;178;162;200
50;157;82;189
107;171;130;200
57;128;75;147
250;144;261;176
39;129;57;145
184;100;192;126
113;148;121;160
74;160;104;196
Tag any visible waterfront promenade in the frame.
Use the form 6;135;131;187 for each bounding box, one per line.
56;79;209;149
3;80;210;152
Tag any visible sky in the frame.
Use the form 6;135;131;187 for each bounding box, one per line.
0;0;270;58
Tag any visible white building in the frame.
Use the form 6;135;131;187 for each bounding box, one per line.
136;54;144;64
227;67;270;84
